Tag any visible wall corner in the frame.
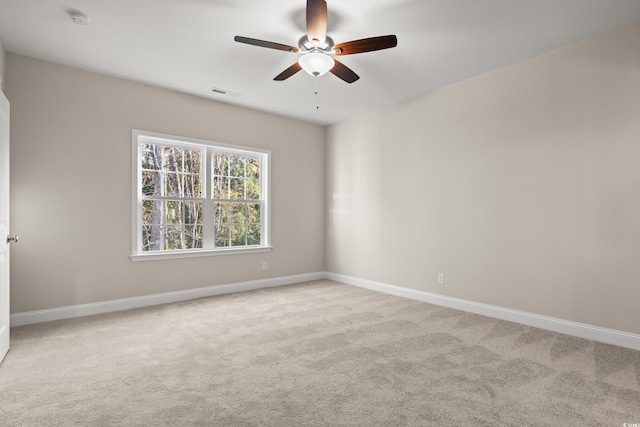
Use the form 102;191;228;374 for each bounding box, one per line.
0;38;6;93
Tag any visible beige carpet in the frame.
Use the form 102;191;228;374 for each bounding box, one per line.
1;280;639;426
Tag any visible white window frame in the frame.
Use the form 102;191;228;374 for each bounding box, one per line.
131;130;271;261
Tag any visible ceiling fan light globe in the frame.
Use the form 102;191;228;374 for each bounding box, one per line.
298;52;335;77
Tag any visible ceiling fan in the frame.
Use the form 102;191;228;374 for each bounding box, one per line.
234;0;397;84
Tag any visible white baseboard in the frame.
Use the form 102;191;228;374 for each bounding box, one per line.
11;271;640;351
326;272;640;351
10;272;325;327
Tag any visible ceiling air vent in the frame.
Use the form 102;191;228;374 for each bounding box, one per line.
211;87;241;97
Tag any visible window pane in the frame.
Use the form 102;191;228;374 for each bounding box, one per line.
215;202;247;225
215;224;230;247
164;172;180;197
190;151;202;174
214;202;222;224
247;224;261;245
141;171;161;196
160;225;203;251
142;225;161;252
213;154;229;177
164;225;183;250
142;200;162;225
141;144;161;170
229;178;244;199
183;201;203;225
182;174;202;198
231;224;246;246
247;203;260;223
229;155;244;177
165;200;180;224
161;146;178;173
231;203;246;224
162;173;202;198
184;225;203;249
213;176;229;199
246;157;260;179
246;179;260;200
215;202;231;224
143;201;203;225
164;201;203;225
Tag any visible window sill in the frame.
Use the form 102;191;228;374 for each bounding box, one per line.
130;246;273;262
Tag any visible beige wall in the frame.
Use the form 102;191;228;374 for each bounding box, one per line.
326;22;640;334
5;54;325;313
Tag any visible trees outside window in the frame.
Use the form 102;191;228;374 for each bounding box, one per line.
132;131;270;260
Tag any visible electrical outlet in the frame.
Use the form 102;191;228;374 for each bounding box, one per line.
437;273;445;285
262;262;268;271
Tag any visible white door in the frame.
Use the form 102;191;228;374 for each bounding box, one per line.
0;91;10;364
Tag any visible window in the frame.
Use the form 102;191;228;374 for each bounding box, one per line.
132;130;270;260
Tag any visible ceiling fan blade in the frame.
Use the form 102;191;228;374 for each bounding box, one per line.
274;63;303;81
306;0;328;43
234;36;299;53
333;35;398;56
330;60;359;84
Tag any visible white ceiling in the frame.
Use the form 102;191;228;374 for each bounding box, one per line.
1;0;640;126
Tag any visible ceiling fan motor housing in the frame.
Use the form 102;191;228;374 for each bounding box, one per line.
298;35;334;52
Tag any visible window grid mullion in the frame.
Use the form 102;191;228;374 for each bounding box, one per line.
141;196;203;202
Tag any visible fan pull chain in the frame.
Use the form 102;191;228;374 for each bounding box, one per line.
315;77;320;110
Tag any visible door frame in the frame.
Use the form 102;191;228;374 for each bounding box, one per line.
0;90;10;364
